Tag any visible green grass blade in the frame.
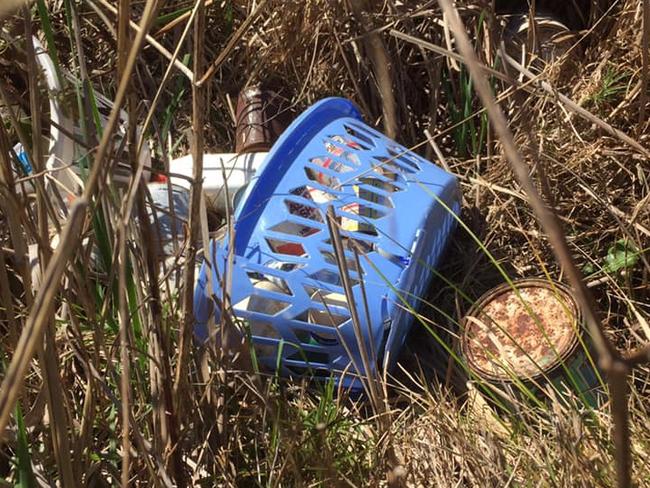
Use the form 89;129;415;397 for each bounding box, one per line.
14;403;35;488
35;0;65;88
155;6;192;26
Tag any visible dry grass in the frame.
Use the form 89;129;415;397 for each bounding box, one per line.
0;0;648;486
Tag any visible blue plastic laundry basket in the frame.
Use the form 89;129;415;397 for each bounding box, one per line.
194;98;461;391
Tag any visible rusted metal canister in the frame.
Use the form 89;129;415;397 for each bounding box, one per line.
460;279;602;410
235;86;287;154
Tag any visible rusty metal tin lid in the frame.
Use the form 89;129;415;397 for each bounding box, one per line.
461;279;580;382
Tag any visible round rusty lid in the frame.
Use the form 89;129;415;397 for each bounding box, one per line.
461;279;580;382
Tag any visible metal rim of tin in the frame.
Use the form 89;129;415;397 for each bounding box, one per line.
460;278;583;384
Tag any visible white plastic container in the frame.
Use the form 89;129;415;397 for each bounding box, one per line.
169;152;268;213
146;182;190;258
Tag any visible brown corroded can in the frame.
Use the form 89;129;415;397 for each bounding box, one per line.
460;279;603;410
235;86;287;153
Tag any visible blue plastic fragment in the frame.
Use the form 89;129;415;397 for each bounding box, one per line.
13;143;33;175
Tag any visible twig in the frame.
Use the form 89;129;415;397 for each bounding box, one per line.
609;364;632;488
24;9;76;485
117;0;132;485
424;129;451;172
117;224;131;487
349;0;398;138
640;0;649;129
196;0;268;86
325;207;405;487
173;0;206;433
154;0;214;36
325;207;380;411
91;0;194;83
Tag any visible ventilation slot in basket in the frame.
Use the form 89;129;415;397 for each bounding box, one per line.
353;185;393;208
339;205;379;236
370;161;406;186
360;176;401;193
293;320;340;347
304;287;350;337
266;238;307;257
304;167;341;190
374;155;416;175
327;132;368;151
245;271;291;295
290;185;337;208
387;147;421;172
286;364;331;377
249;323;281;358
286;350;330;364
258;260;305;272
307;268;359;287
305;286;348;308
344;124;375;149
268;220;320;238
308;156;354;176
319;249;359;271
285;198;324;223
234;292;290;315
248;322;280;339
324;140;361;165
308;329;339;345
306;307;349;328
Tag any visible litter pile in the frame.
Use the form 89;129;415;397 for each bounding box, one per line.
2;1;649;485
3;23;608;409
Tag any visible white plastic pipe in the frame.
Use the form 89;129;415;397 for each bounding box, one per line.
169;152;268;212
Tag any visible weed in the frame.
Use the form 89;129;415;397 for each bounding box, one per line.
588;64;629;109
